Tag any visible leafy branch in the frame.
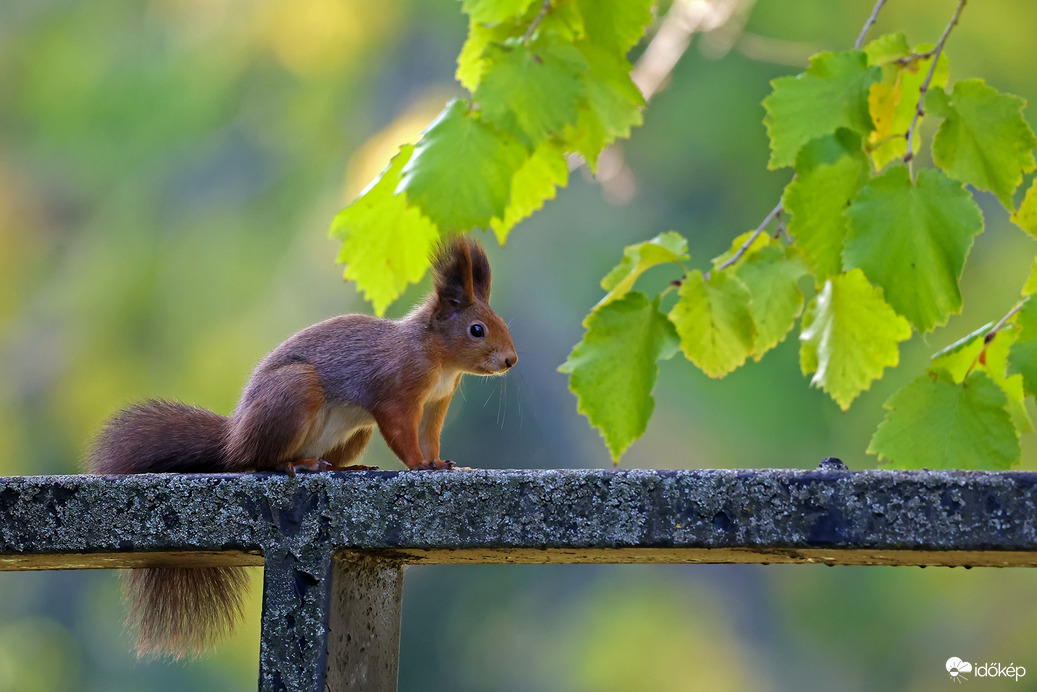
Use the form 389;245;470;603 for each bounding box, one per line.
562;0;1037;469
904;0;967;168
714;199;785;272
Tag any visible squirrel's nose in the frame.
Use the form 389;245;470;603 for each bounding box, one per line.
503;351;517;369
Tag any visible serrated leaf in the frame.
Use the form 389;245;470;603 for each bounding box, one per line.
398;98;527;231
1007;297;1037;397
490;140;569;243
456;20;515;93
864;32;911;64
598;231;688;306
1010;177;1037;239
932;322;1032;433
799;269;912;410
475;35;588;145
927;79;1037;209
559;292;679;462
763;50;881;169
734;245;806;361
783;129;869;282
668;270;756;378
710;229;770;268
844;166;983;332
575;0;653;56
330;145;440;315
864;37;949;170
868;369;1020;470
1024;255;1037;296
461;0;537;25
929;322;994;374
563;41;644;173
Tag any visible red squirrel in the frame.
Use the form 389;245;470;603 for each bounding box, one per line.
87;236;516;657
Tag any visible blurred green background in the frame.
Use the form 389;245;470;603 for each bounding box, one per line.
3;0;1037;689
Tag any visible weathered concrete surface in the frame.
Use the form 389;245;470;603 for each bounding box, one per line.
1;468;1037;568
3;468;1037;691
325;556;403;692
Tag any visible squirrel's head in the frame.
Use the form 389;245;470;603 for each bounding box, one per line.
428;236;517;375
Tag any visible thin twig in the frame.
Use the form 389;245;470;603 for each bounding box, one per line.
963;299;1026;377
891;49;936;67
854;0;888;49
904;0;967;168
984;301;1026;343
716;199;784;271
521;0;551;43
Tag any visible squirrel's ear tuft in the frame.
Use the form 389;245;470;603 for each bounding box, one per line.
431;236;479;318
468;239;492;302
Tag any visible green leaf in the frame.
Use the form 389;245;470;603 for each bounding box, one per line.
598;231;688;306
868;369;1020;469
864;36;949;170
489;140;569;243
563;41;644;173
1010;177;1037;239
710;229;770;269
1024;255;1037;296
932;322;1032;433
575;0;653;56
559;292;679;462
844;166;984;332
799;269;912;410
782;129;869;282
1007;297;1037;397
457;20;515;93
330;145;440;315
927;79;1037;209
668;270;756;378
734;245;806;361
398;98;528;231
929;322;994;377
475;35;588;145
763;50;881;169
461;0;536;25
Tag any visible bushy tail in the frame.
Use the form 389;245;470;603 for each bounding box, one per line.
124;567;251;659
87;399;228;474
88;400;249;657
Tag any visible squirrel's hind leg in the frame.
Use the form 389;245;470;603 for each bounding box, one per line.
226;362;326;472
322;428;378;471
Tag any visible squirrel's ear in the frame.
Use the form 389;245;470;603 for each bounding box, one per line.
432;236;476;319
468;240;492;302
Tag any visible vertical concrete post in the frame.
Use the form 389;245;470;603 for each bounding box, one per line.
258;548;336;692
325;555;404;692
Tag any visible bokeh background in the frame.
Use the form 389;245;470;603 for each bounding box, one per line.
3;0;1037;689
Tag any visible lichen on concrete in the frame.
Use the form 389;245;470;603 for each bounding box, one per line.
2;469;1037;566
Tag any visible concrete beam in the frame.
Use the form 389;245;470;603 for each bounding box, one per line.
2;468;1037;568
4;468;1037;691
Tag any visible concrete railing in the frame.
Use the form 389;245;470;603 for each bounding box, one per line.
2;466;1037;690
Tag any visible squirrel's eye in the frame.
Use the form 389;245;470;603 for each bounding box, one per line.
469;323;486;338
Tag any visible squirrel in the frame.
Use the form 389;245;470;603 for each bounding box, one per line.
87;235;517;658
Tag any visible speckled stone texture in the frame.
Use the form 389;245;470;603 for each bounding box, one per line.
3;468;1037;690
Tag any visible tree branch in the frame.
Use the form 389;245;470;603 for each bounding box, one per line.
716;199;784;271
891;49;936;67
521;0;551;44
854;0;888;49
985;300;1026;344
963;299;1026;377
904;0;967;168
